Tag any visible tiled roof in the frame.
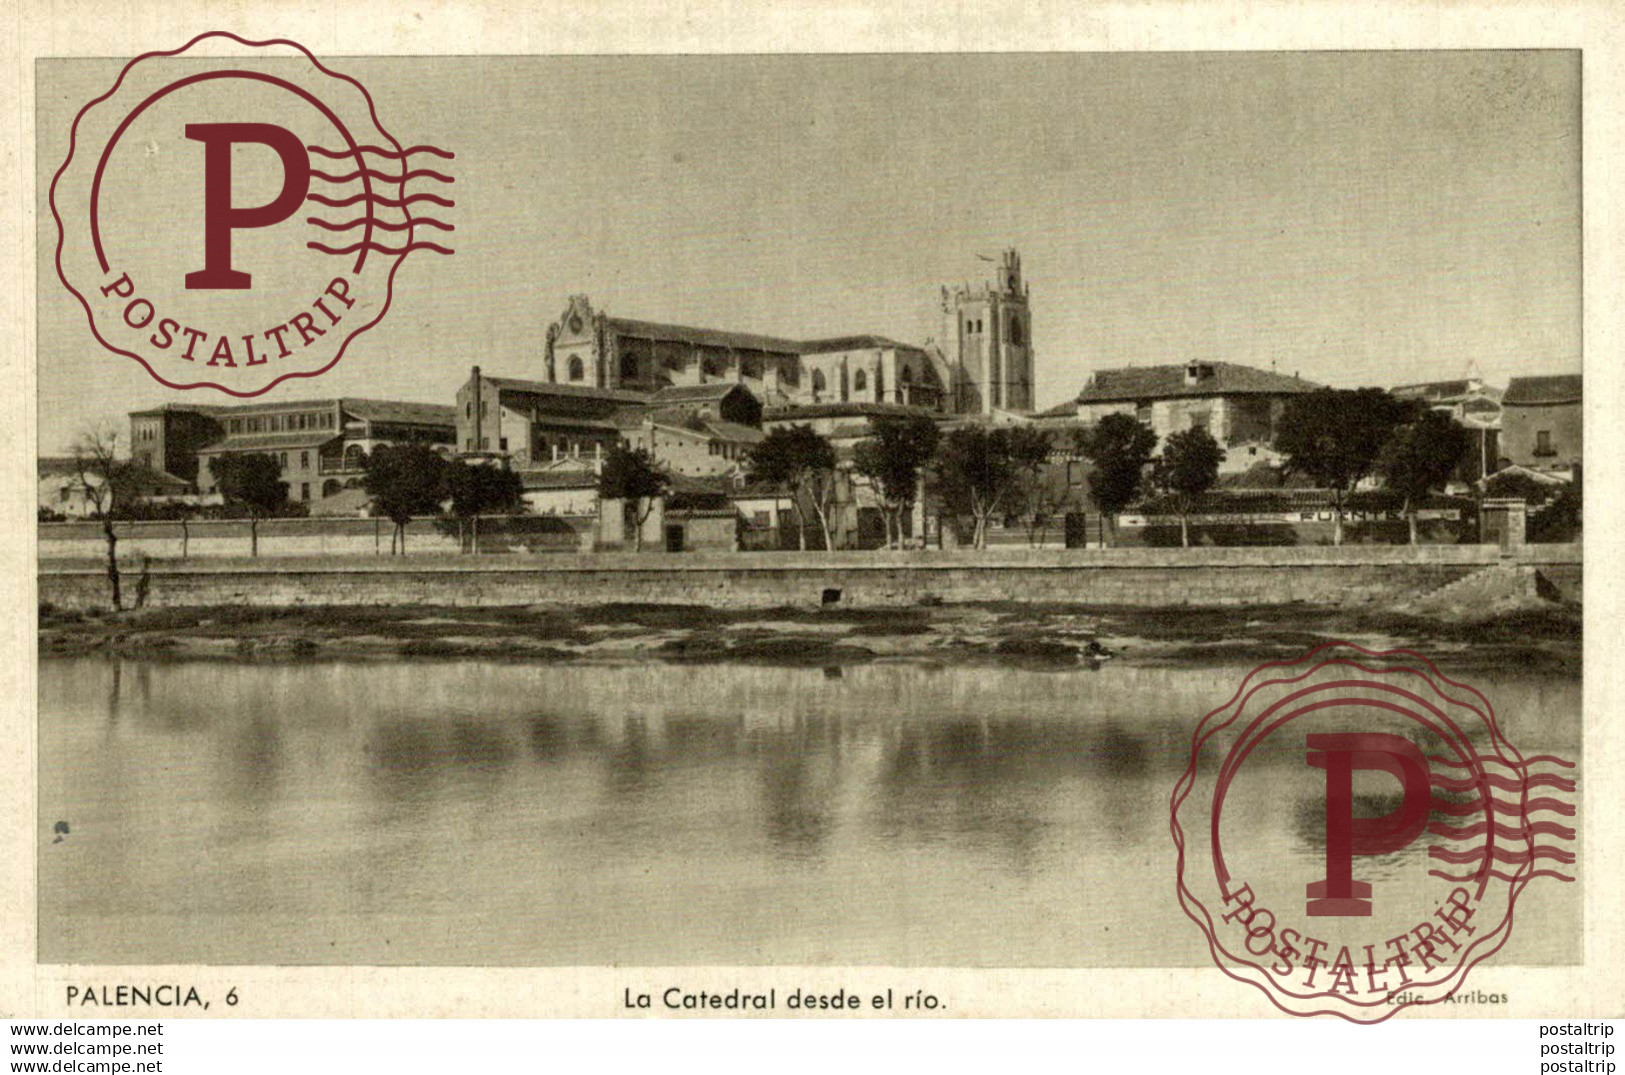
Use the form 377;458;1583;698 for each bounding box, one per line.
1502;374;1582;406
605;316;923;359
484;375;648;405
528;413;622;431
650;383;753;403
37;457;190;489
340;398;457;427
1075;362;1320;403
797;335;920;354
704;420;765;444
132;466;192;491
606;316;804;355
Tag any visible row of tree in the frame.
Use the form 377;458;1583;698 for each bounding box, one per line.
205;444;527;556
733;386;1474;550
62;381;1477;605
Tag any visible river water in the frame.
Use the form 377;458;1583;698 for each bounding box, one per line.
37;656;1581;967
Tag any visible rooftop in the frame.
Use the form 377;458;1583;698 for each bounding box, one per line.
704;420;766;444
483;374;649;405
1075;362;1320;403
1502;374;1582;407
797;335;921;355
1391;379;1477;400
604;315;923;358
37;457;190;489
606;316;804;355
649;383;754;404
340;398;457;427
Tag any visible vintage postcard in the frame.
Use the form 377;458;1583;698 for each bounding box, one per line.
3;1;1622;1027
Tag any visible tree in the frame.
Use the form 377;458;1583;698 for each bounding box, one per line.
747;425;840;551
362;444;448;554
1274;387;1409;546
1377;407;1470;545
851;415;941;549
445;460;525;553
598;445;671;551
1084;413;1158;546
1153;426;1227;547
209;452;287;557
1004;427;1055;546
932;425;1052;549
69;425;141;610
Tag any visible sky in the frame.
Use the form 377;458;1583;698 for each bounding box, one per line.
36;51;1580;454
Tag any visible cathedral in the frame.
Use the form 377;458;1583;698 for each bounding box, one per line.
531;249;1034;418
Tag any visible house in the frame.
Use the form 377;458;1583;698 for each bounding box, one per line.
38;457;192;519
1391;376;1502;482
456;367;641;467
1050;361;1319;473
517;461;602;516
1499;373;1581;474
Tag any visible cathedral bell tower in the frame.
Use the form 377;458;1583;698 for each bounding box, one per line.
940;249;1034;415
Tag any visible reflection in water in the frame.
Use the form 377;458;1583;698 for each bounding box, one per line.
36;656;1581;968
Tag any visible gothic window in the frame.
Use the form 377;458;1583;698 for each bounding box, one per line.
875;366;885;399
1009;317;1024;346
569;356;585;382
812;370;827;397
853;369;867;393
900;366;914;384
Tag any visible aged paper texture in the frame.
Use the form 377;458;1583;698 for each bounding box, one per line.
2;0;1622;1020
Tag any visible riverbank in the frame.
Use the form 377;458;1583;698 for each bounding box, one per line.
38;599;1581;676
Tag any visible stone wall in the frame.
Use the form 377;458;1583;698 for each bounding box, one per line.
37;545;1582;612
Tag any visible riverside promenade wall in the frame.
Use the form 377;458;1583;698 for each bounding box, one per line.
37;545;1582;611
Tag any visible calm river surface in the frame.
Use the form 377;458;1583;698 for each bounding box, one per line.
38;657;1581;966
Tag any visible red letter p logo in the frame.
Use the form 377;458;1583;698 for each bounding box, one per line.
1306;733;1432;917
184;122;310;290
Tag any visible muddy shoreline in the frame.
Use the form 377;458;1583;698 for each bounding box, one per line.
38;600;1582;677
